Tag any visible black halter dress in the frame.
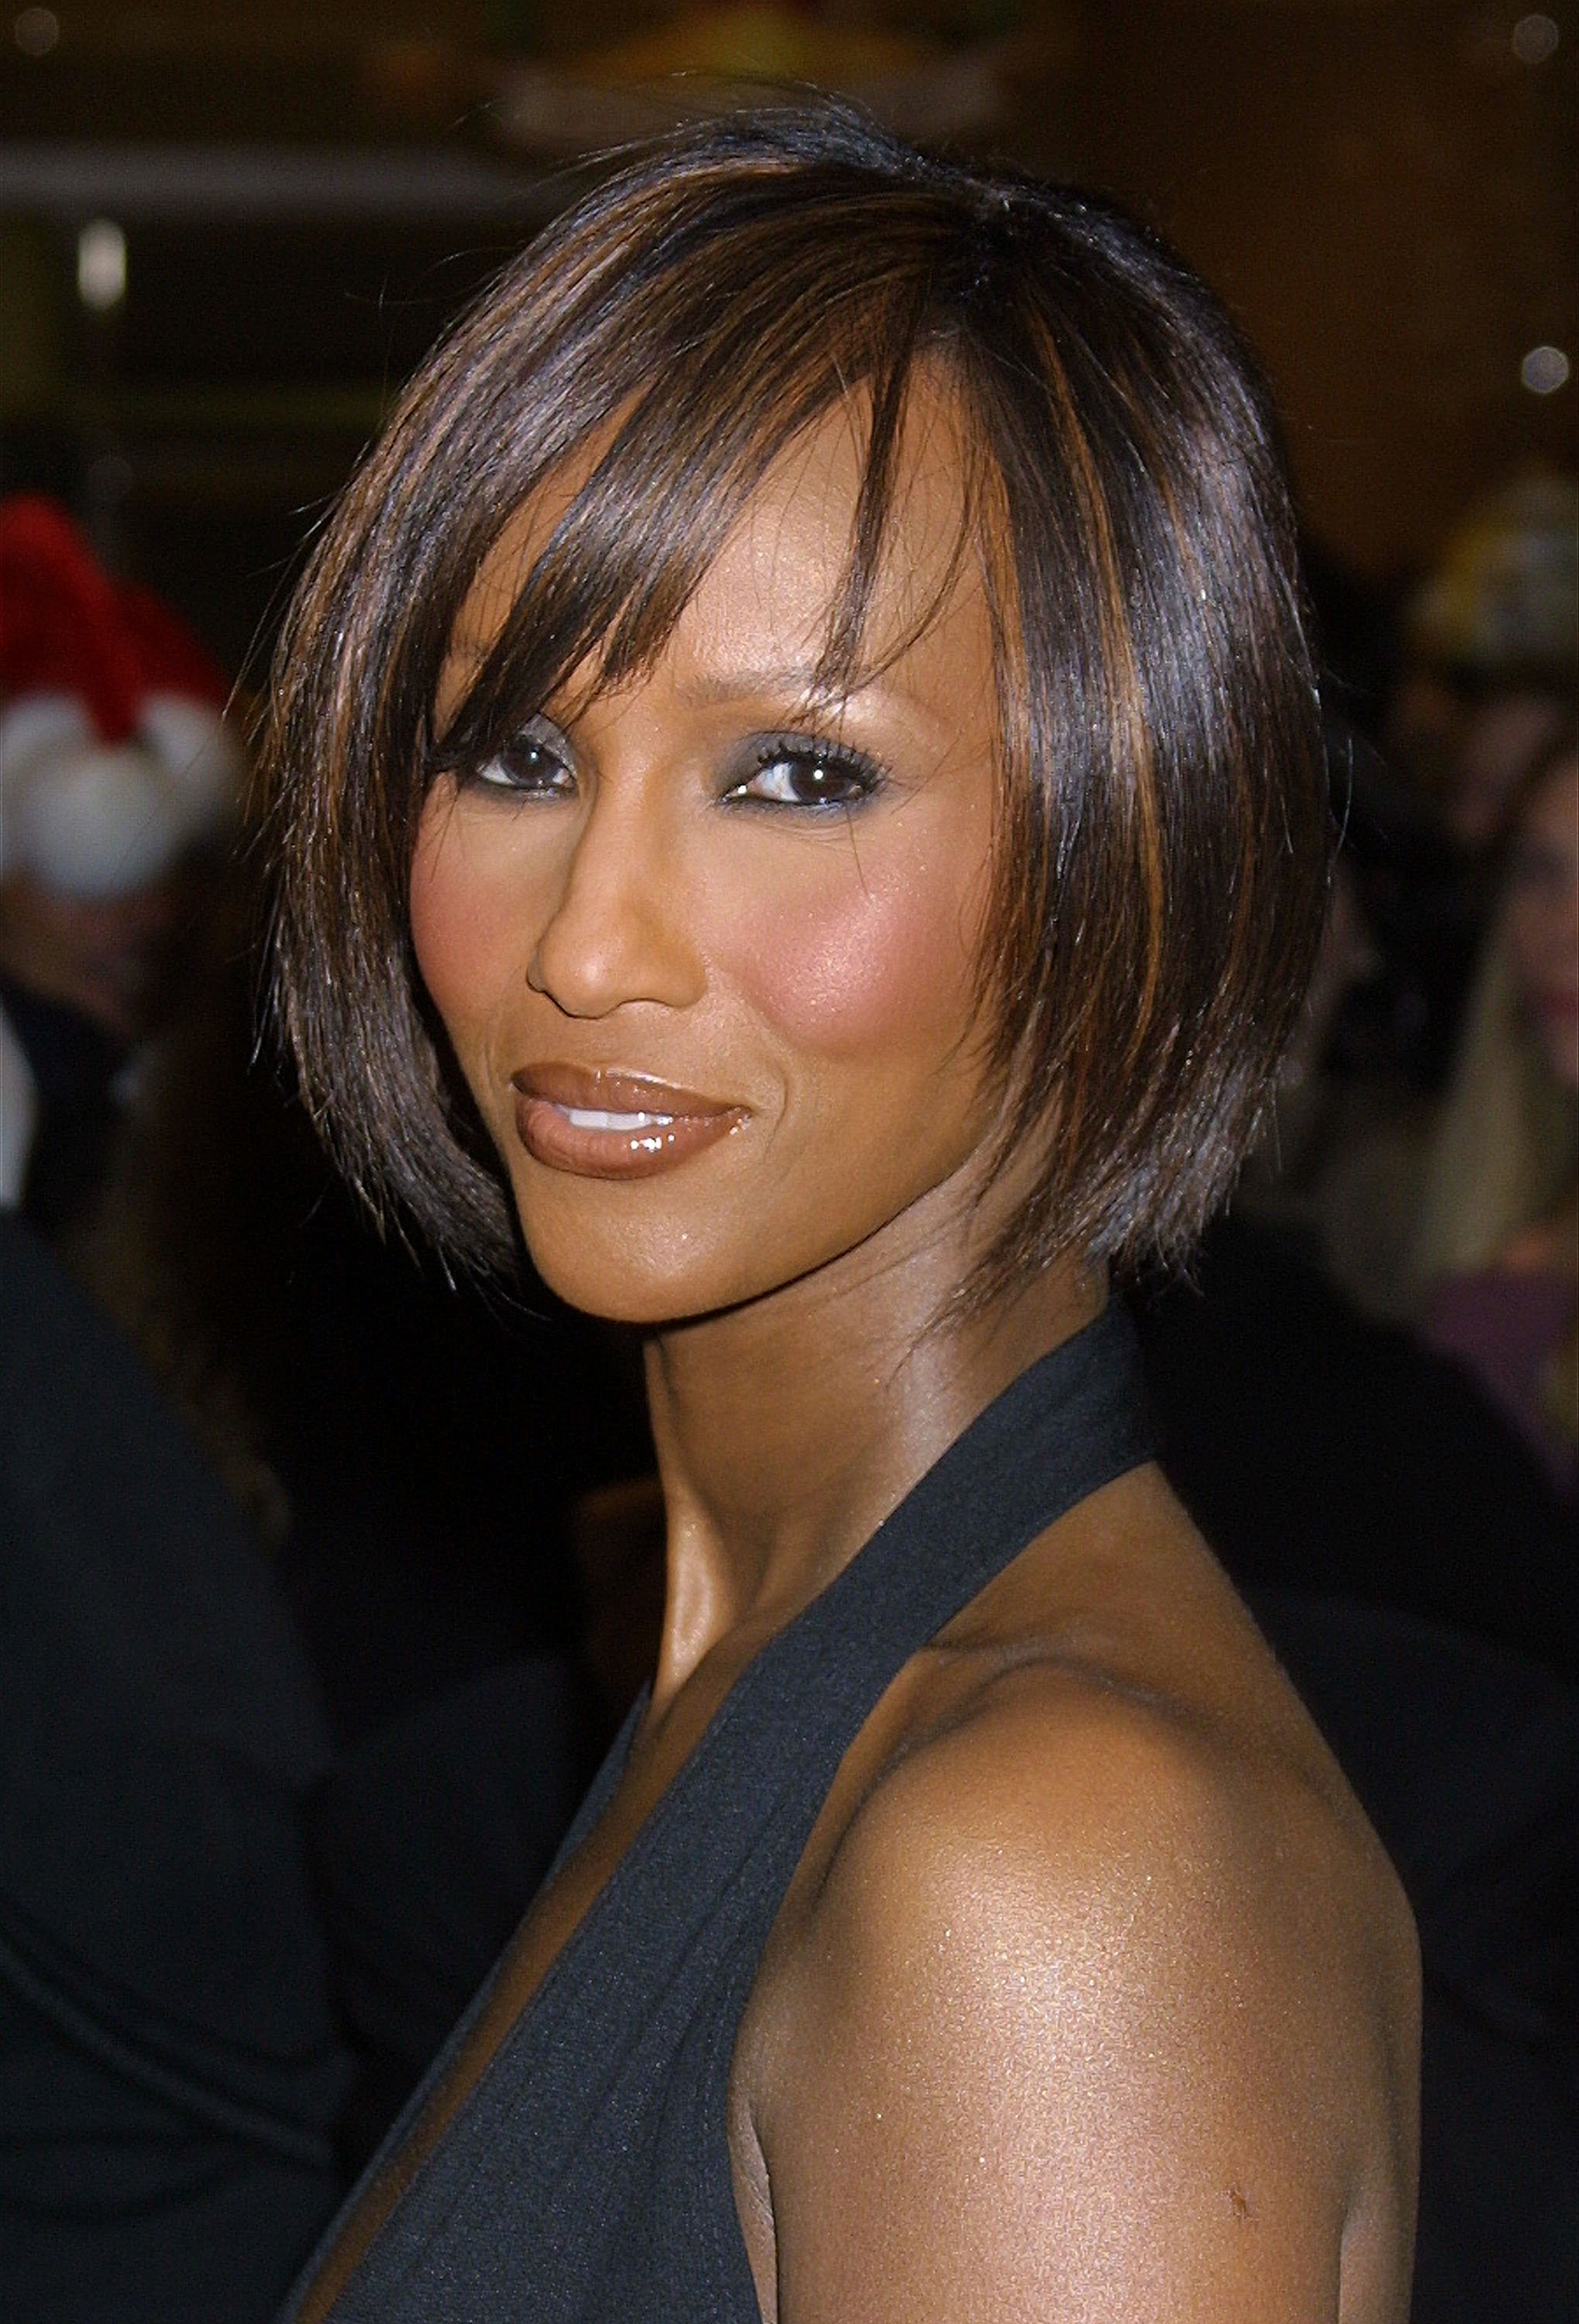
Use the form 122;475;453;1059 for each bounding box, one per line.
281;1301;1152;2322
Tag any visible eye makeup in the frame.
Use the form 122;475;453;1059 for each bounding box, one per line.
720;730;888;813
442;712;891;817
455;713;576;798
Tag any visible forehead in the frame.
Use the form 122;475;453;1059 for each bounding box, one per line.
445;373;993;715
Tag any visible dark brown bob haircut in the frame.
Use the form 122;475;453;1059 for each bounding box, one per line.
265;105;1330;1303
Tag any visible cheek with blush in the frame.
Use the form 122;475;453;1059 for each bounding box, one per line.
716;837;990;1071
408;796;549;1080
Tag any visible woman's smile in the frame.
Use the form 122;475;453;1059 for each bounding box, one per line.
511;1063;748;1180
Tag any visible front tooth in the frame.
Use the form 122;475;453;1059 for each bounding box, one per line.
565;1108;674;1132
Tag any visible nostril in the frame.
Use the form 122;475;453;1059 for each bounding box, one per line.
525;878;704;1018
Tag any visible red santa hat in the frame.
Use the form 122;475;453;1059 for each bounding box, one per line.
0;495;243;900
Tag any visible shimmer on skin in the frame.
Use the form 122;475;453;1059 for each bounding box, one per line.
296;383;1420;2323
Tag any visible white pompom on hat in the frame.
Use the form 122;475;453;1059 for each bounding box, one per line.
0;495;242;902
5;736;179;899
137;690;243;839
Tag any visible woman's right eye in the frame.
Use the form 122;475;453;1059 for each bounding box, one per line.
467;719;575;798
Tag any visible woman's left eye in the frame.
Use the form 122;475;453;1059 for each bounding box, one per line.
724;737;884;811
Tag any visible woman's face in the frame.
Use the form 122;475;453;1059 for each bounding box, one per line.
411;391;1011;1323
1505;754;1579;1092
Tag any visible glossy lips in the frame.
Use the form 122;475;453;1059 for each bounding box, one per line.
511;1064;747;1180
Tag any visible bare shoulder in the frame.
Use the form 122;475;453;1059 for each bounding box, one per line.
784;1644;1415;2095
745;1573;1419;2322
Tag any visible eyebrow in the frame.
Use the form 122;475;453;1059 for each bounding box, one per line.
445;645;887;710
439;644;950;751
669;664;872;712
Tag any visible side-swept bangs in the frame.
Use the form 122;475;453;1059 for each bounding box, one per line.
263;105;1330;1297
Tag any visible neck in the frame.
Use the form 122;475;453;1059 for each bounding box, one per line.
642;1184;1102;1707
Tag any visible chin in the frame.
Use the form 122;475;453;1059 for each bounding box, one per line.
510;1170;895;1329
512;1197;769;1328
502;1136;986;1329
532;1258;736;1329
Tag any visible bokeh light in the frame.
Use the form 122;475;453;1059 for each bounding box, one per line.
12;6;60;55
1511;14;1560;65
76;218;126;312
1519;344;1570;395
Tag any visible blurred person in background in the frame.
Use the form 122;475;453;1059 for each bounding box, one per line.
1257;478;1578;1325
0;496;240;1236
0;497;353;2323
1389;473;1577;862
1415;730;1578;1501
0;1205;351;2324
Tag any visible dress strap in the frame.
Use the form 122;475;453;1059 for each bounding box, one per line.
604;1298;1154;1927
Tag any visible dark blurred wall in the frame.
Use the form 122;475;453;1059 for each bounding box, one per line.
1007;1;1576;578
0;0;1572;659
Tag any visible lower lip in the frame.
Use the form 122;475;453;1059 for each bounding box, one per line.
513;1094;746;1180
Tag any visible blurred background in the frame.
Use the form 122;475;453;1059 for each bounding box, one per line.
0;0;1572;669
0;9;1574;2322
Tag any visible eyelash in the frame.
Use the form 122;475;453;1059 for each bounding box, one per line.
721;732;886;813
459;717;574;799
456;724;887;813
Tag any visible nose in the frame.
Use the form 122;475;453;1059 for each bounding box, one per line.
527;778;705;1019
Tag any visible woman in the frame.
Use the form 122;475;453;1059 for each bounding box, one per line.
267;111;1418;2322
1417;732;1579;1496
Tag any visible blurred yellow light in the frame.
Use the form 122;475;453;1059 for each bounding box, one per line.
76;219;126;313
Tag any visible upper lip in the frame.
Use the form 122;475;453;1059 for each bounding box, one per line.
510;1062;741;1118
